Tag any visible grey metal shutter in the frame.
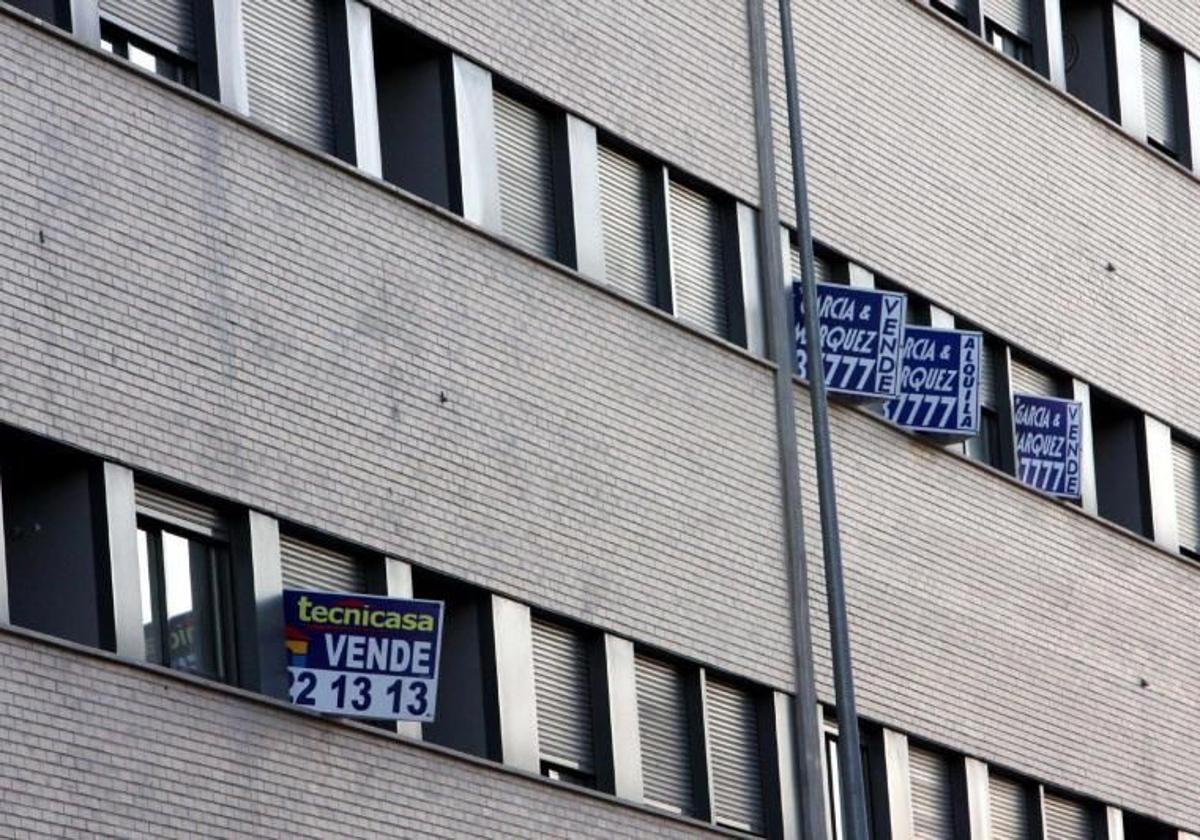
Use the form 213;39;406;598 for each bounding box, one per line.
790;242;832;285
1009;355;1057;397
279;535;367;593
635;654;694;815
908;745;955;840
99;0;195;55
597;145;656;305
243;0;335;152
135;484;225;539
669;180;728;338
495;91;558;260
978;341;998;410
989;773;1031;840
1043;792;1095;840
706;678;764;834
1141;36;1176;150
1173;439;1199;553
531;618;594;774
988;0;1030;39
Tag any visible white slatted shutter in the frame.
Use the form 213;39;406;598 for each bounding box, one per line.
279;535;367;593
989;773;1031;840
531;618;594;775
243;0;335;152
988;0;1030;39
135;484;225;539
1172;439;1199;553
1009;355;1058;397
635;654;695;815
669;180;729;337
99;0;195;55
978;341;998;410
1043;792;1095;840
908;745;956;840
790;242;833;285
597;145;656;305
706;678;764;834
495;92;558;260
1141;36;1176;151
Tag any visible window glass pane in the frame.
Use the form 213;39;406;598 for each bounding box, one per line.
136;528;162;665
161;531;222;679
128;43;158;74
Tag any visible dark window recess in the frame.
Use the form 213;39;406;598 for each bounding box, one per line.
823;726;878;840
930;0;969;27
874;276;928;325
789;237;847;286
531;617;597;787
1061;0;1119;120
964;335;1004;470
412;568;499;761
986;0;1034;67
371;16;457;209
99;0;196;59
0;428;111;649
1122;812;1177;840
1009;353;1063;397
1091;391;1152;537
100;20;197;88
6;0;70;30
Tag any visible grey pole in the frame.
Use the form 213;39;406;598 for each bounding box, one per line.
746;2;830;839
777;2;871;838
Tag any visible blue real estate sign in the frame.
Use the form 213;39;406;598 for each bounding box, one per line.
883;326;982;436
284;590;445;722
794;282;906;399
1012;394;1083;499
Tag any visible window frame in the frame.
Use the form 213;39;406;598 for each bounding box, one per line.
100;19;197;89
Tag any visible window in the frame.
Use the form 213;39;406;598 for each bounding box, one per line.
494;90;560;260
1090;391;1152;537
1061;0;1119;120
822;720;877;840
1122;811;1177;840
1172;436;1200;557
908;742;960;839
790;237;844;286
1008;352;1063;398
1042;789;1100;840
531;616;597;787
986;0;1034;67
1140;30;1182;159
989;771;1036;840
931;0;970;27
966;337;1004;469
634;652;699;816
597;143;660;307
279;532;369;594
135;485;234;682
7;0;70;30
705;676;765;835
669;178;733;339
100;21;197;88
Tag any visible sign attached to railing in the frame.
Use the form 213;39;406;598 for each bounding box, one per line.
284;590;445;722
793;282;906;400
1012;394;1083;499
883;326;982;436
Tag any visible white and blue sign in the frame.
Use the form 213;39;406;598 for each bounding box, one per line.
1012;394;1083;499
883;326;982;436
794;282;906;399
284;589;445;721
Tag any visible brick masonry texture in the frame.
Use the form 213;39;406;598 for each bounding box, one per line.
0;629;722;838
1;5;1199;834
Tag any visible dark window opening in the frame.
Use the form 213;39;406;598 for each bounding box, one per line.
1061;0;1119;120
930;0;969;28
1091;391;1152;537
100;20;197;88
987;20;1033;67
7;0;70;30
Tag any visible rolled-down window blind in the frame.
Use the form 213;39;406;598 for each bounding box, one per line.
135;484;225;539
706;678;764;834
597;144;657;306
790;242;833;285
1043;791;1096;840
635;653;695;815
495;91;558;260
669;180;729;338
908;744;956;840
1173;439;1200;554
988;0;1030;39
1141;35;1177;151
1009;355;1058;397
989;772;1032;840
243;0;335;153
977;340;998;410
531;617;594;776
99;0;195;55
279;535;368;594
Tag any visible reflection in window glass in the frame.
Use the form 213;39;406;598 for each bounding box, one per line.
128;43;158;74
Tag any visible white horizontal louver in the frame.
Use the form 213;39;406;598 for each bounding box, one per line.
1043;792;1095;840
1141;35;1176;151
598;144;656;305
495;91;558;260
706;678;764;834
988;0;1030;39
790;242;832;286
1009;355;1058;397
100;0;195;55
1173;439;1200;554
908;745;956;840
532;618;594;773
279;535;367;594
978;341;998;410
135;483;225;539
669;180;728;338
635;654;695;815
243;0;335;152
989;773;1031;840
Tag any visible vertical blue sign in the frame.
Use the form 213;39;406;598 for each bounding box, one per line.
883;326;982;435
1012;395;1083;499
794;282;906;399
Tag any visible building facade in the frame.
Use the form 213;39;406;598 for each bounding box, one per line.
0;0;1197;836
